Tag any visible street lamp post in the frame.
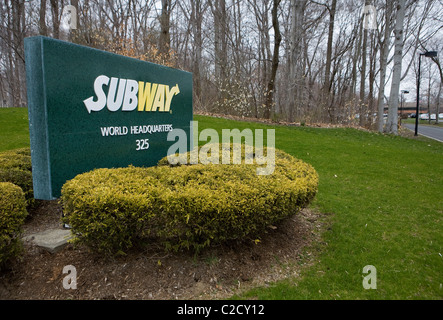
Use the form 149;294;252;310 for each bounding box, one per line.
416;51;438;136
400;90;409;125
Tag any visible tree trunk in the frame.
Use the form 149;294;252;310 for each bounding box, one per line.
50;0;60;39
159;0;171;58
209;0;228;105
288;0;307;122
323;0;337;96
190;0;205;109
39;0;47;36
359;10;368;127
377;1;393;132
69;0;79;42
368;30;378;125
11;0;25;107
386;0;406;134
264;0;282;119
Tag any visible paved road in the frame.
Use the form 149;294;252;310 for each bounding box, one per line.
403;123;443;142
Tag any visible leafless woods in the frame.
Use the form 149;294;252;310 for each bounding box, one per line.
0;0;442;132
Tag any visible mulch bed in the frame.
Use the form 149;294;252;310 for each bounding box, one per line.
0;200;324;300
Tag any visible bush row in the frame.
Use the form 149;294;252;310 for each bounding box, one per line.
61;145;318;255
0;147;35;207
0;148;33;267
0;182;28;268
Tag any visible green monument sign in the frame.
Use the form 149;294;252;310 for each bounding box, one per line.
25;36;193;200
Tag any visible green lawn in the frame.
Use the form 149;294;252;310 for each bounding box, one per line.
402;118;443;127
194;115;443;300
1;108;442;299
0;107;30;152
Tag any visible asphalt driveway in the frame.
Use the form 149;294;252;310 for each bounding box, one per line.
403;123;443;142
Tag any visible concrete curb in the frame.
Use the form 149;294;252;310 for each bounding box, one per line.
24;228;73;253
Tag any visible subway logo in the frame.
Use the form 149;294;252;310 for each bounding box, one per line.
83;75;180;113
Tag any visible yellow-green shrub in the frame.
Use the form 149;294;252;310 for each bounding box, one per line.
61;146;318;254
0;148;32;172
0;148;34;207
61;167;164;255
0;182;28;268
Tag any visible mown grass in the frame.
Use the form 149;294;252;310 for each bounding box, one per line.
0;108;441;299
0;108;30;152
194;115;443;300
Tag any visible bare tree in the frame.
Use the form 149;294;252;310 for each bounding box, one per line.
159;0;173;58
49;0;60;39
208;0;228;88
39;0;47;36
288;0;308;122
359;0;370;126
377;0;394;132
191;0;206;108
264;0;282;119
320;0;337;98
386;0;406;134
0;0;441;126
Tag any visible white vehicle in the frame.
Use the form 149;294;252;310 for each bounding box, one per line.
419;113;429;120
439;113;443;119
430;113;436;120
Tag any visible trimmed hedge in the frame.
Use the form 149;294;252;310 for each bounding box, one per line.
61;145;318;255
0;182;28;268
0;148;35;207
